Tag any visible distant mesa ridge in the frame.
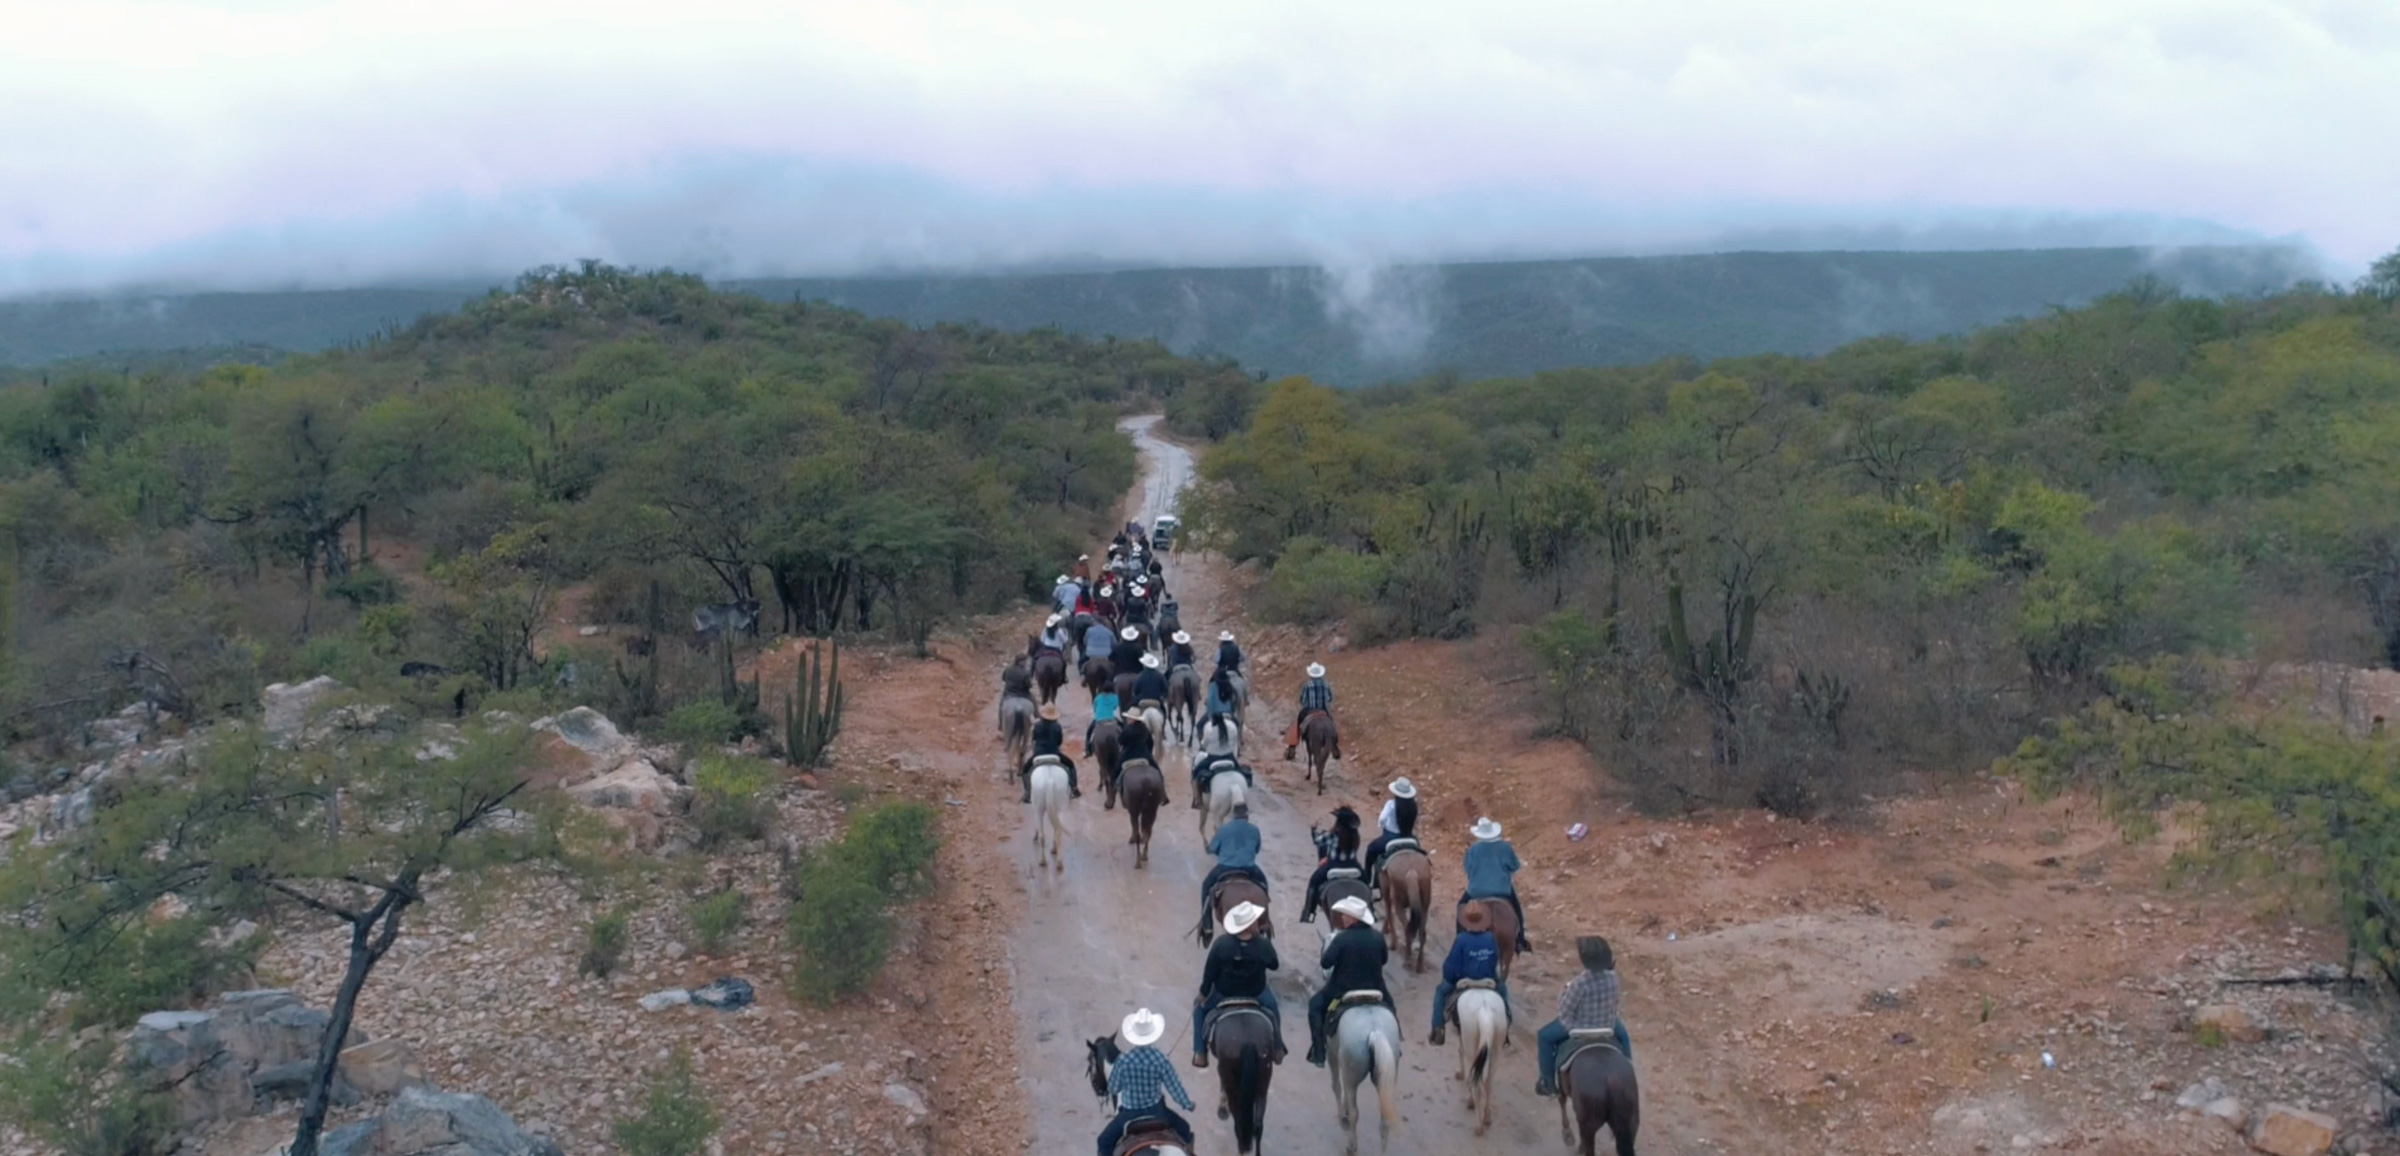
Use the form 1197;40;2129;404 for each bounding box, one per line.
0;246;2316;383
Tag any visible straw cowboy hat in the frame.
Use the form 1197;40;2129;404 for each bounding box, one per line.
1171;630;1191;644
1306;663;1326;679
1140;654;1161;669
1120;1008;1167;1047
1388;778;1417;799
1458;903;1493;933
1220;630;1236;641
1039;703;1059;720
1471;817;1503;841
1223;901;1265;936
1121;626;1141;640
1330;895;1376;927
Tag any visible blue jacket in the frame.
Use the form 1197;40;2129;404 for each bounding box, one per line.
1462;839;1521;898
1083;624;1115;655
1442;929;1501;984
1209;820;1261;869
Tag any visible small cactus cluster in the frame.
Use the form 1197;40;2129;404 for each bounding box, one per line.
785;641;845;767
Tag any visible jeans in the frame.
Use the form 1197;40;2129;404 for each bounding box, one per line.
1097;1106;1191;1156
1430;977;1511;1035
1193;988;1282;1057
1535;1019;1631;1087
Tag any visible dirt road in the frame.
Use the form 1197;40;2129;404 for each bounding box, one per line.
997;416;1653;1156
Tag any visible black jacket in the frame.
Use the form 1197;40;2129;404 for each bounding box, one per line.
1318;926;1390;1001
1133;669;1169;703
1110;640;1147;672
1201;934;1279;1001
1002;665;1033;697
1167;643;1196;669
1031;719;1065;758
1216;641;1244;671
1119;725;1156;765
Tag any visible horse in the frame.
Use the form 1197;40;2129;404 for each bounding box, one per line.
1086;1039;1196;1156
1112;671;1140;706
1452;983;1508;1137
1200;763;1247;841
1165;664;1202;744
1330;1000;1401;1156
1028;761;1070;873
1377;849;1434;973
1301;711;1340;794
1207;1001;1277;1155
1132;704;1170;766
1461;898;1520;982
1200;876;1270;948
1034;651;1068;706
1069;612;1099;658
1081;656;1114;706
998;693;1035;779
1090;719;1125;808
1558;1038;1640;1156
1119;758;1164;868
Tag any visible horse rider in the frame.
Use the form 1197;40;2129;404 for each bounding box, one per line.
1132;653;1170;712
1095;583;1119;625
1001;654;1034;702
1462;817;1533;953
1192;900;1285;1068
1190;740;1250;809
1072;553;1093;585
1097;1007;1196;1156
1533;937;1632;1098
1197;802;1265;936
1205;665;1240;720
1215;630;1245;677
1124;584;1152;630
1085;687;1120;752
1283;662;1337;762
1307;895;1393;1067
1362;778;1418;887
1119;713;1161;787
1109;625;1147;678
1052;575;1080;617
1428;902;1510;1046
1023;703;1082;803
1165;630;1197;672
1081;616;1115;667
1038;614;1074;657
1299;806;1364;924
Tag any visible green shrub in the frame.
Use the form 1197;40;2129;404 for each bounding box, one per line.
689;755;778;849
3;914;265;1030
1522;609;1606;741
356;604;415;658
579;906;631;979
612;1049;718;1156
844;801;937;900
661;700;743;748
325;563;402;608
0;1032;168;1156
1254;537;1388;625
785;854;892;1004
686;890;748;956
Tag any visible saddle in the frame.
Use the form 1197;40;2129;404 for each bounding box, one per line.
1553;1028;1624;1088
1196;757;1251;786
1374;837;1422;871
1030;754;1066;769
1203;997;1277;1049
1325;989;1389;1035
1322;873;1371;914
1206;869;1269;913
1136;698;1164;712
1112;1118;1188;1156
1442;977;1509;1028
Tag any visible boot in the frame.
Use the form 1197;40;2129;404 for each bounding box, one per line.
1533;1078;1557;1097
1306;1034;1326;1068
1071;785;1084;799
1518;934;1534;954
1283;745;1297;761
1429;1025;1446;1046
1020;776;1031;804
1192;1050;1209;1069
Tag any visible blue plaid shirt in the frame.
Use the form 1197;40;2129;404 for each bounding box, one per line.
1108;1045;1194;1111
1299;678;1334;712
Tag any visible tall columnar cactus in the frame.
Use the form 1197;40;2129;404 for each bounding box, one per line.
785;641;846;767
1660;578;1759;764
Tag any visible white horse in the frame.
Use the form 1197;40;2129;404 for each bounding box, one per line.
1200;763;1248;840
1452;983;1508;1136
1028;760;1069;873
1332;1001;1401;1156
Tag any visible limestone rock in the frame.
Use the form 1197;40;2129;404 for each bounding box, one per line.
126;989;335;1126
2249;1104;2337;1156
262;677;346;740
530;707;633;782
2204;1097;2248;1130
2194;1003;2264;1043
339;1038;429;1097
355;1087;565;1156
566;759;683;814
2177;1079;2230;1112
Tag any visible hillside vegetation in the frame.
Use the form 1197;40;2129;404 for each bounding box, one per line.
0;263;1239;746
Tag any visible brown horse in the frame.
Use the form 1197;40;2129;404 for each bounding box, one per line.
1033;650;1067;705
1302;711;1341;794
1459;898;1520;981
1201;877;1271;948
1165;664;1202;744
1089;718;1124;809
1080;656;1114;706
1119;758;1164;867
1378;850;1434;972
1207;1001;1278;1154
1558;1041;1640;1156
998;693;1035;780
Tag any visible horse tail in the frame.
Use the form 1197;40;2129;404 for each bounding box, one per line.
1235;1041;1262;1153
1467;1002;1494;1084
1370;1029;1400;1144
1406;868;1428;954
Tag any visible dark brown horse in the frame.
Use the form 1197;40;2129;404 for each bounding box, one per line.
1302;711;1340;794
1119;757;1164;867
1558;1040;1640;1156
1081;656;1114;706
1378;849;1433;972
1201;876;1270;948
1112;670;1140;705
1459;898;1520;981
1207;1001;1278;1154
1089;718;1124;809
1033;650;1067;705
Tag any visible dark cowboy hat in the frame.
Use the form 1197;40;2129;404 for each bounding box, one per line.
1459;904;1493;933
1576;935;1615;971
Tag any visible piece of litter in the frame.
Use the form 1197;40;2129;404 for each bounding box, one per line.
691;977;755;1010
638;989;691;1012
2040;1052;2056;1069
1666;932;1678;941
1566;823;1589;841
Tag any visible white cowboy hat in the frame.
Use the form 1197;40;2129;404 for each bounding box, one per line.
1100;585;1116;596
1120;1008;1167;1047
1388;778;1416;799
1055;575;1069;585
1330;895;1376;927
1171;631;1191;644
1140;653;1161;669
1220;631;1235;642
1079;554;1090;561
1471;817;1503;841
1223;901;1265;936
1306;663;1326;679
1045;614;1062;627
1116;626;1135;640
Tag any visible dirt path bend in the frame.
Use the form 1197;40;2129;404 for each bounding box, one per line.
987;416;1685;1156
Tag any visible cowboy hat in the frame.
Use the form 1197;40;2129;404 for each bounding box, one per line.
1306;663;1326;679
1223;901;1265;936
1100;584;1116;596
1120;1008;1166;1047
1055;574;1070;585
1331;895;1376;927
1121;626;1140;640
1388;778;1416;799
1078;554;1090;561
1039;703;1059;720
1171;631;1191;644
1220;631;1235;642
1045;613;1063;627
1458;903;1493;933
1140;653;1161;669
1471;817;1503;841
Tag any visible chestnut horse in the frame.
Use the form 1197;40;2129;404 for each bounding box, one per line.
1118;758;1164;867
1081;656;1114;706
1378;849;1433;972
1302;711;1341;794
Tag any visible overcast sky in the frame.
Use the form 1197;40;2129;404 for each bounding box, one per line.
1;0;2393;295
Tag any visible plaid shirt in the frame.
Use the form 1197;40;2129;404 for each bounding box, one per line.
1299;678;1335;712
1555;969;1621;1031
1108;1045;1195;1112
